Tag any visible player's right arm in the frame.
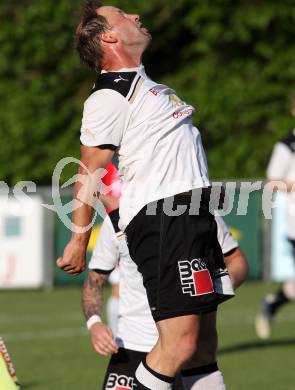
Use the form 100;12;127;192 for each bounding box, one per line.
57;90;128;275
82;270;118;356
57;146;114;275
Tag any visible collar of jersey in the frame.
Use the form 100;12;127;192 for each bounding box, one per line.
101;64;145;76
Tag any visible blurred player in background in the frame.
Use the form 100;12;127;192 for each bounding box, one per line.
0;337;21;390
101;162;121;334
107;267;120;335
82;200;248;389
256;100;295;339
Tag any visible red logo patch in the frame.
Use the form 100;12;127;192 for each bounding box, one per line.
178;259;214;296
115;387;131;390
193;269;214;295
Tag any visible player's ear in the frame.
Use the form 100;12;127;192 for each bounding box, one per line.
101;32;118;43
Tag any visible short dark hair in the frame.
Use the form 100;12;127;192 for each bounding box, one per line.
75;1;109;71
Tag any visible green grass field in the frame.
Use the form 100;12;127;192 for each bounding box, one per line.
1;282;295;390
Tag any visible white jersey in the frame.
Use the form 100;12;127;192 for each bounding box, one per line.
267;130;295;239
89;213;238;352
80;66;210;231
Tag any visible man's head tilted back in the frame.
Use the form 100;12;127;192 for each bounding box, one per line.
75;1;151;72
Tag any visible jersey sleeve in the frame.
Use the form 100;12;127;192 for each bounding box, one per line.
80;90;129;148
266;142;292;180
108;266;120;285
215;215;239;255
88;215;119;272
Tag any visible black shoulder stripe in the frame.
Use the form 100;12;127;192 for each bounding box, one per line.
281;133;295;152
108;208;120;233
90;72;137;98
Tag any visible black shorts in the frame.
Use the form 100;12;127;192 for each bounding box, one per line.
103;348;183;389
125;188;232;322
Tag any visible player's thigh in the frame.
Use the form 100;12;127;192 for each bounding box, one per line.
103;348;146;389
156;314;201;349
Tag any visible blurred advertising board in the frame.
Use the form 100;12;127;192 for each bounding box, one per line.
0;196;53;289
270;192;295;281
54;196;104;285
222;185;262;279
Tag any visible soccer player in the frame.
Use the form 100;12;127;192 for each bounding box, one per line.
57;2;235;387
82;208;248;389
256;101;295;339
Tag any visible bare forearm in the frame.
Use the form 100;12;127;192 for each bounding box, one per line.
82;270;118;356
71;146;114;238
225;248;249;289
71;177;96;245
99;194;119;213
82;271;108;320
267;180;295;193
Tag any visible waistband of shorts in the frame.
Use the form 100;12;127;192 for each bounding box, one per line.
174;187;212;202
174;186;225;209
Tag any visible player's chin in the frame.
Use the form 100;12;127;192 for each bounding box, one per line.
139;27;152;40
144;30;152;40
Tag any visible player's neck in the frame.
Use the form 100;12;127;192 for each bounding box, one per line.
102;46;143;72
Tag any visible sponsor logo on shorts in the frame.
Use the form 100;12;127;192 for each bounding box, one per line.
178;258;214;296
105;373;134;389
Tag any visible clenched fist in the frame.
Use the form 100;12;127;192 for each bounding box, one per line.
90;322;119;356
56;239;87;275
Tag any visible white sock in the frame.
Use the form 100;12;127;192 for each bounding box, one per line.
136;362;174;390
106;296;119;335
182;364;226;390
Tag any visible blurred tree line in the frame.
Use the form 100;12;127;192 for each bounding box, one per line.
1;0;295;185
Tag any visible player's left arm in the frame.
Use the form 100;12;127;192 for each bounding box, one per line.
82;269;119;356
224;247;249;289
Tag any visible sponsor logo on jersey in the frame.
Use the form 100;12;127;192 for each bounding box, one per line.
173;108;194;119
105;373;134;389
149;87;161;96
169;94;184;106
83;128;96;140
178;258;214;296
